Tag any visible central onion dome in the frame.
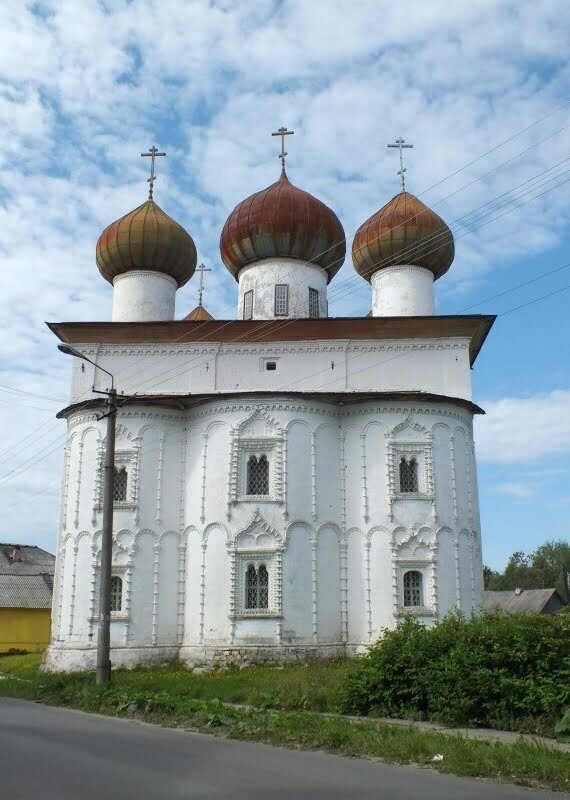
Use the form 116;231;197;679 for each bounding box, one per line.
96;199;197;287
220;170;346;282
352;192;454;281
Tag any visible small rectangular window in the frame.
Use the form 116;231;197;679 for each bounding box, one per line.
274;284;288;316
308;288;319;319
243;290;253;320
266;361;277;371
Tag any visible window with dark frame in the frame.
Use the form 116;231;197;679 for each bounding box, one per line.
243;290;253;320
403;570;423;607
246;454;269;495
274;284;288;316
110;575;123;612
308;287;319;318
399;456;419;493
113;466;128;502
245;563;269;610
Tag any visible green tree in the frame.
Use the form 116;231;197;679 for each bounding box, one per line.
484;539;570;599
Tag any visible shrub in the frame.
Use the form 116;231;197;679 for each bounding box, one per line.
340;612;570;734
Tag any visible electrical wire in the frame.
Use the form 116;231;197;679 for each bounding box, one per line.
3;101;568;464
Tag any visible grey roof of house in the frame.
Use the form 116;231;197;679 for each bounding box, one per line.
0;544;55;575
0;573;53;609
483;588;561;614
0;543;55;609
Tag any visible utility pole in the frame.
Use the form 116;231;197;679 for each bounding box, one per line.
96;387;118;685
58;343;117;685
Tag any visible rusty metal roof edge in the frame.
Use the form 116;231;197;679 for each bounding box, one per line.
55;391;485;420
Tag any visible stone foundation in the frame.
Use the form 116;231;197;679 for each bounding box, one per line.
41;644;180;673
41;642;349;672
179;643;346;669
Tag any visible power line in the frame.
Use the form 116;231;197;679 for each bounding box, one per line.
109;102;570;388
3;100;567;458
137;167;570;393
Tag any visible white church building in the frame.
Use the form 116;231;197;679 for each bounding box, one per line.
43;138;494;671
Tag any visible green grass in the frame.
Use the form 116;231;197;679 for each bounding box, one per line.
0;653;355;711
1;653;568;793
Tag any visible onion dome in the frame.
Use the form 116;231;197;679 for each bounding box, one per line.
96;199;197;287
184;305;214;321
352;192;454;282
220;170;346;282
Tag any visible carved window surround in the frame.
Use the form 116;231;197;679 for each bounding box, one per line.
91;563;130;622
228;512;284;620
95;449;139;513
388;440;434;507
230;436;284;504
394;558;436;616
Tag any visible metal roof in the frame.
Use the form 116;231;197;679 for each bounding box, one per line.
0;544;55;576
0;574;53;609
483;588;562;614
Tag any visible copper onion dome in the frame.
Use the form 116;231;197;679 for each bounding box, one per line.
96;199;197;287
220;170;346;282
352;192;454;282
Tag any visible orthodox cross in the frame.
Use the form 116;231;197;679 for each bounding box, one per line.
196;262;211;307
141;145;166;199
272;126;294;171
387;137;413;192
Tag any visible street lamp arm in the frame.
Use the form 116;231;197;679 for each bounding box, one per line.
57;343;114;389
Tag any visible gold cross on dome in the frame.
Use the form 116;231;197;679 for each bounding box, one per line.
141;145;166;199
271;126;294;171
387;137;414;192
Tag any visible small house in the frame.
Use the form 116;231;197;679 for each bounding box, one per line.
483;587;566;615
0;544;55;653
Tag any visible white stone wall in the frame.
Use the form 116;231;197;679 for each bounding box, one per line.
68;335;474;403
112;270;178;322
237;258;329;320
371;265;435;317
44;396;483;671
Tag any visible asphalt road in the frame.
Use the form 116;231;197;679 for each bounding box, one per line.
0;698;560;799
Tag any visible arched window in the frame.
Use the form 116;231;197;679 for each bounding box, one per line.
113;466;128;502
403;570;423;607
110;575;123;612
245;563;269;610
247;454;269;495
399;457;419;493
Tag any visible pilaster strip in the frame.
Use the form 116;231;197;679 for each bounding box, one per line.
151;541;160;645
74;441;84;528
361;433;368;523
364;538;372;640
340;540;348;643
155;433;165;524
310;431;317;521
199;541;207;643
311;539;318;643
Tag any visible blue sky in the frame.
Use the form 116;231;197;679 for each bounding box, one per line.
0;0;568;569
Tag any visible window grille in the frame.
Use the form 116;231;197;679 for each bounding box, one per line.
308;287;319;318
246;454;269;495
245;563;269;610
243;290;253;320
113;466;128;502
399;457;419;493
403;570;423;607
274;284;288;316
110;575;123;612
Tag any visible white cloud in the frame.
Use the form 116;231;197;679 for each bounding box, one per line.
0;0;569;547
493;481;535;499
476;390;570;462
